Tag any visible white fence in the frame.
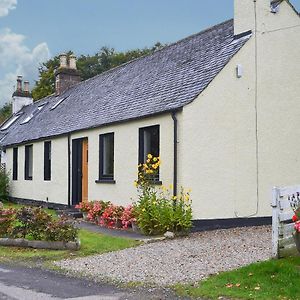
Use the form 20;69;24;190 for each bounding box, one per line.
271;186;299;258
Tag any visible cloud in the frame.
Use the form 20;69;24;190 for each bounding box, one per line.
0;28;50;106
0;0;17;17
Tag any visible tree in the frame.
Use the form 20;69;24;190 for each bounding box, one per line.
32;43;164;100
0;103;12;125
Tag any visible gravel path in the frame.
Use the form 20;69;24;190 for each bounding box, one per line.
56;226;272;286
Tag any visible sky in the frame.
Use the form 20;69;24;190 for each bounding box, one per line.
0;0;299;106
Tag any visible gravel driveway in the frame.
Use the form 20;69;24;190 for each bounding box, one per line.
56;226;272;286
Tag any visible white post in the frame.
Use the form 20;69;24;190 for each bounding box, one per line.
271;187;280;258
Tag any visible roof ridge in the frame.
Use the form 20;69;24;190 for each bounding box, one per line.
77;19;234;85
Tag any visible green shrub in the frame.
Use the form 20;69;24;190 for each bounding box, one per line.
0;208;15;237
0;169;10;201
44;216;78;242
134;155;193;235
1;207;78;242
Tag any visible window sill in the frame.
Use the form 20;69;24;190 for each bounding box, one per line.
95;179;116;184
151;180;162;185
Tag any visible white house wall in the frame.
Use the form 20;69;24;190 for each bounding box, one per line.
181;2;300;220
6;136;69;205
70;114;175;206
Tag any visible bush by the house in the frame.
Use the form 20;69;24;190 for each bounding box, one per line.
0;169;10;201
134;154;193;235
0;206;78;242
74;155;193;235
0;208;15;237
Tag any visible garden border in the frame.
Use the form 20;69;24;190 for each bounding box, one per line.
0;238;80;251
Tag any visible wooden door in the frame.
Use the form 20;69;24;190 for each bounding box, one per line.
81;138;88;202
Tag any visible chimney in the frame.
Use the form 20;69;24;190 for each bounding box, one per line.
234;0;272;36
12;77;33;114
55;53;81;95
23;80;30;94
69;54;77;69
59;53;68;68
16;75;22;92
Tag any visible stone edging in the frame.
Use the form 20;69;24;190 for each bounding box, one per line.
0;238;80;250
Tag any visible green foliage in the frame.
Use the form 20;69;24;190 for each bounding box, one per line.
31;55;60;100
134;155;192;235
0;103;12;125
44;216;78;242
32;43;164;100
0;206;78;242
0;208;15;237
174;257;300;300
0;169;10;201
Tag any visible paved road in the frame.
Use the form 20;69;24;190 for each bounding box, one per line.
0;264;184;300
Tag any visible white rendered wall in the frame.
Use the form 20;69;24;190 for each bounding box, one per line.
7;136;69;205
181;2;300;220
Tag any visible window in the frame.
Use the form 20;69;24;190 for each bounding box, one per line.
21;104;46;125
50;97;67;110
99;133;114;181
139;125;160;163
139;125;160;181
44;141;51;181
13;147;18;180
24;145;33;180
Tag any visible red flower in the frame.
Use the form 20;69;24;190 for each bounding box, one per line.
292;214;298;222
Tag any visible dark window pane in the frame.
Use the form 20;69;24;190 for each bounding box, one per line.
44;141;51;181
139;125;159;163
99;133;114;180
13;147;18;180
25;145;33;180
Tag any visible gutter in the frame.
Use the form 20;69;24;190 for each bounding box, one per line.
171;111;178;196
68;133;71;207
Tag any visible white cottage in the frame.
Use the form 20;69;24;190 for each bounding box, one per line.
1;0;299;229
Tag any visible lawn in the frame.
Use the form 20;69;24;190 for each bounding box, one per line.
174;257;300;300
0;229;139;263
0;201;140;263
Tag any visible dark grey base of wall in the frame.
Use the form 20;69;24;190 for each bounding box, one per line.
191;217;271;232
8;197;69;210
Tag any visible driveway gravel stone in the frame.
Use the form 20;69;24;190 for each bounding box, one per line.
56;226;272;286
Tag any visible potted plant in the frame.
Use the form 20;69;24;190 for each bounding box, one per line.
75;201;91;220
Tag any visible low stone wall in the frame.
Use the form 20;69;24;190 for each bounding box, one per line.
0;238;80;251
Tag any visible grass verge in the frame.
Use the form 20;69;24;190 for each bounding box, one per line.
0;229;139;264
174;257;300;300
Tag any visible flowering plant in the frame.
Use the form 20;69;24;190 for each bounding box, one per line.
134;155;193;235
291;206;300;233
121;205;136;229
75;201;91;213
0;208;16;237
87;200;110;222
101;204;124;228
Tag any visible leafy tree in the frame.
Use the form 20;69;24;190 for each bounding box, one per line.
0;103;12;125
32;43;164;100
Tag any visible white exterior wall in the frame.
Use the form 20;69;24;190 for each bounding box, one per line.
181;2;300;219
6;136;69;205
71;114;175;206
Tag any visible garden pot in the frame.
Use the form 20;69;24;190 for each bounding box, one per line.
294;231;300;253
82;212;88;221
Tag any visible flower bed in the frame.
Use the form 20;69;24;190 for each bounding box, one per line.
0;206;79;250
76;155;193;236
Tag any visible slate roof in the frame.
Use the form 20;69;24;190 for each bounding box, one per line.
0;19;251;148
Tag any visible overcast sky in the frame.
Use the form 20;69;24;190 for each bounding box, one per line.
0;0;299;107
